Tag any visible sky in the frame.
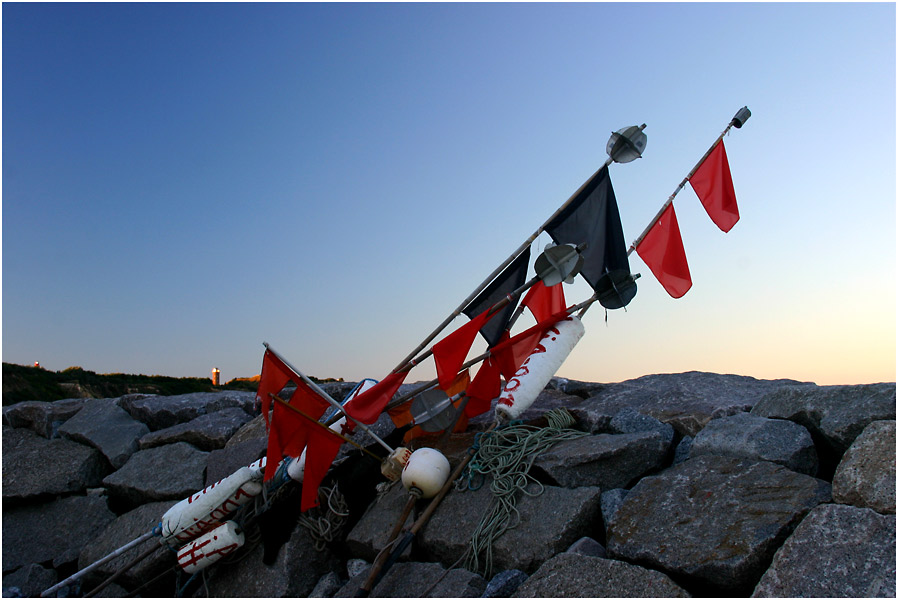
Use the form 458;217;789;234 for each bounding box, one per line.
2;2;895;388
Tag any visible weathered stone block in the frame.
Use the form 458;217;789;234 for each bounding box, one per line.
58;398;150;468
139;407;252;451
832;420;895;514
102;442;207;509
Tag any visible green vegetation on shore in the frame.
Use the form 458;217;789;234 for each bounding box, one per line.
1;363;341;406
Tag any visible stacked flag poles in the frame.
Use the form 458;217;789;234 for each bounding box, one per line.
390;124;646;376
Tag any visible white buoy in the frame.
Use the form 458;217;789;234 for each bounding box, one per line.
495;316;585;422
160;465;263;543
401;448;450;498
177;521;245;574
286;379;378;483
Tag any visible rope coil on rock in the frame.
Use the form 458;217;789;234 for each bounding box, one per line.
296;484;350;551
461;408;588;578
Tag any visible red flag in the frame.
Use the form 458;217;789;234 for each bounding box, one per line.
465;357;502;418
491;311;570;381
257;349;294;432
343;370;409;425
522;281;566;324
432;309;493;390
300;423;345;511
689;140;739;233
635;203;692;298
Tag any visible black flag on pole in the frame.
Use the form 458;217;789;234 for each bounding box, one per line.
462;246;531;346
544;166;636;308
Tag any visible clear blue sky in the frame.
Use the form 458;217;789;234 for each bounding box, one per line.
3;2;895;386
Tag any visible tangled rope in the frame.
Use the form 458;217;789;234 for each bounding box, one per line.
296;484;350;551
461;408;588;578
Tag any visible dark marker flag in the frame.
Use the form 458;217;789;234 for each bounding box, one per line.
635;203;692;298
462;247;531;347
544;166;635;307
689;140;739;233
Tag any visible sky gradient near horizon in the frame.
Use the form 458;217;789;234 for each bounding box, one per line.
3;3;895;387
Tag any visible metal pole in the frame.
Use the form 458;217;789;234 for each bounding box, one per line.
628;113;744;255
263;343;395;454
40;530;157;597
390;155;617;375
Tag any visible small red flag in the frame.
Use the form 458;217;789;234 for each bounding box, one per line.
300;423;344;511
491;311;570;381
343;370;409;425
522;280;566;324
690;140;739;233
635;203;692;298
432;309;493;390
465;357;502;418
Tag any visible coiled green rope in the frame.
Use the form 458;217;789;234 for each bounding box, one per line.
461;408;588;578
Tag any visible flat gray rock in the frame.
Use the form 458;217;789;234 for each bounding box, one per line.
2;398;86;438
606;454;831;593
102;442;208;509
689;412;818;475
58;398;150;468
532;431;669;489
2;428;108;504
751;382;895;456
226;413;266;447
204;522;339;597
138;407;252;451
77;500;178;592
2;495;115;572
572;371;811;436
345;481;416;561
120;391;255;431
2;564;58;598
336;562;487;598
482;569;529;598
417;483;602;576
512;553;690;597
205;437;267;486
752;504;896;597
832;420;896;514
609;407;675;445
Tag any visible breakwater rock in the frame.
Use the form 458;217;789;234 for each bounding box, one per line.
2;372;894;597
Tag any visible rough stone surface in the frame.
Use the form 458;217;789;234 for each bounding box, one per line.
832;420;896;514
336;562;487;598
600;488;629;532
571;371;812;436
2;495;115;572
345;481;416;561
309;571;344;598
102;442;208;509
751;382;896;456
120;391;255;431
606;454;832;593
77;501;178;591
225;413;266;447
204;524;340;597
566;536;606;558
531;431;669;489
548;377;607;399
138;407;253;451
482;569;529;598
2;398;86;438
205;437;268;486
609;407;675;446
58;398;150;468
512;553;691;598
751;503;896;598
673;435;693;465
417;483;602;574
469;389;585;428
689;412;819;475
2;428;108;503
1;564;57;598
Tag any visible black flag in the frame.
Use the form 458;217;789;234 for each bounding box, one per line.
545;166;636;308
462;246;531;346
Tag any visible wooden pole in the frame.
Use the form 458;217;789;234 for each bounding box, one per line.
356;494;418;597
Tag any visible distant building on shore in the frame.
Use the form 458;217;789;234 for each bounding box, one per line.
212;368;220;386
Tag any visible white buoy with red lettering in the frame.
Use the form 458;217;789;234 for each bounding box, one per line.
495;316;585;422
160;465;263;543
177;521;245;574
401;448;450;498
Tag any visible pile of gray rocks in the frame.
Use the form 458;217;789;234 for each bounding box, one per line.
2;372;894;597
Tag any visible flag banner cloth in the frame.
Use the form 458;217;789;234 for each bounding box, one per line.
635;202;692;298
462;247;531;347
300;419;345;511
491;310;572;382
432;308;494;390
464;356;503;418
343;370;409;425
522;280;566;324
544;166;635;308
689;140;740;232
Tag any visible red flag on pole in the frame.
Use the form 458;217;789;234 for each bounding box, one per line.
521;280;566;324
689;140;739;233
432;309;493;390
635;203;692;298
464;356;503;418
343;370;409;425
300;423;345;511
